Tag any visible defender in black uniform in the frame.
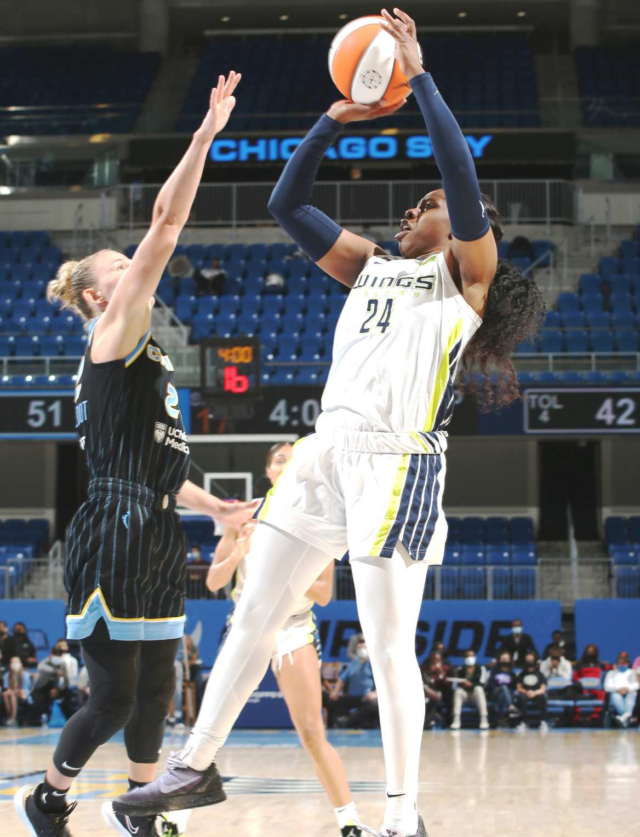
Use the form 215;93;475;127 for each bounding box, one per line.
14;72;255;837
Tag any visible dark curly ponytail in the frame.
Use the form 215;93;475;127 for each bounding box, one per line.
458;195;546;411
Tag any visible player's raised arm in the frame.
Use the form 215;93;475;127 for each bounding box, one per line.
268;98;405;287
92;72;241;361
380;8;497;289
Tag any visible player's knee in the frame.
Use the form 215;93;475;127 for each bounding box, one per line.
296;716;327;755
138;668;175;718
88;694;136;744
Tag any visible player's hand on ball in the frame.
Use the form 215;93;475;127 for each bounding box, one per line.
327;97;407;125
197;71;242;141
380;8;424;81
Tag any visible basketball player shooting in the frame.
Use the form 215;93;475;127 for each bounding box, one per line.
114;10;544;836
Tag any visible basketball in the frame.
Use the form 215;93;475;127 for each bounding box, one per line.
328;15;418;105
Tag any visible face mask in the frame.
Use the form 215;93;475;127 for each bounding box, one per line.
618;665;629;673
10;662;21;672
14;629;24;637
526;660;536;669
50;656;62;666
551;658;560;664
512;626;523;635
357;647;369;661
465;656;476;666
499;660;510;668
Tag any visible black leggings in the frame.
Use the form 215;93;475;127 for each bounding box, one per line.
53;619;179;777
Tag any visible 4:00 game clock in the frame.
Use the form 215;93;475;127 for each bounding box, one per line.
200;337;261;400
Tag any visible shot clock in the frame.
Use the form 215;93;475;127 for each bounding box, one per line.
200;337;261;401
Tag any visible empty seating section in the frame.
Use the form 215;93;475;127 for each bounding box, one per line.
518;236;640;357
576;45;640;127
427;515;538;600
0;233;86;360
0;46;160;134
178;34;538;132
605;516;640;598
0;518;50;597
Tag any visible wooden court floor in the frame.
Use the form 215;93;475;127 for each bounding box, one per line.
1;726;638;836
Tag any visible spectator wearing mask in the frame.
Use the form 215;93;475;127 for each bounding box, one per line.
431;641;451;667
497;619;539;667
0;621;12;662
186;545;211;599
31;644;73;721
326;639;378;729
573;643;607;724
450;650;489;731
575;644;607;673
604;653;639;728
194;257;227;296
2;656;31;726
487;651;518;725
55;638;79;688
515;652;548;731
543;630;568;661
420;651;453;729
9;622;37;669
540;646;573;681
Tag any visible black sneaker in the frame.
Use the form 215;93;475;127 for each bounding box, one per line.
14;786;77;836
112;755;226;817
102;801;161;835
342;825;364;837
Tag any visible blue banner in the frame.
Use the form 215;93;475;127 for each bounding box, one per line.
575;600;640;664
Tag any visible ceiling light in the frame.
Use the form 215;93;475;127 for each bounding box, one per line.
457;11;467;18
338;13;348;19
279;14;290;21
517;10;527;16
221;16;230;22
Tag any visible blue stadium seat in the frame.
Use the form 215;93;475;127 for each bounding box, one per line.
62;336;86;356
619;240;639;259
277;335;300;360
610;292;634;311
615;330;638;352
512;549;537;566
581;293;604;312
583;371;609;383
14;335;39;356
590;331;615;353
269;243;293;261
270;368;297;385
579;274;602;294
610;547;637;566
12;265;31;282
440;567;459;598
57;374;77;386
608;275;632;295
492;567;512;599
299;336;324;361
562;311;586;329
512;567;536;598
598;256;618;277
612;311;636;329
516;338;538;354
288;259;310;280
178;277;198;297
566;330;589;353
0;336;13;356
460;568;486;598
587;311;611;330
542;311;561;329
557;293;580;313
487;548;511;566
262;296;285;317
541;330;564;353
39;336;63;356
191;313;217;341
175;295;196;323
616;567;639;598
460;548;485;566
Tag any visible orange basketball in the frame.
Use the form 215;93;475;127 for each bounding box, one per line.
328;15;418;106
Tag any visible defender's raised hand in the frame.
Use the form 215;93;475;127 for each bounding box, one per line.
197;71;242;142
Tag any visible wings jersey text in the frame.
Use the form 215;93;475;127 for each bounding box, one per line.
317;251;482;437
74;322;190;494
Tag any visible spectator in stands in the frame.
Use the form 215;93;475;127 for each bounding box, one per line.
450;649;489;730
194;257;227;296
632;654;640;671
507;235;535;263
540;645;573;681
55;638;79;688
420;651;453;729
543;629;569;660
2;656;31;726
9;622;37;669
264;270;285;292
186;545;210;599
604;653;639;728
326;638;378;729
514;652;548;730
0;621;11;662
432;640;451;666
346;631;364;660
573;643;607;724
486;650;518;725
497;619;538;667
31;644;73;722
576;643;607;671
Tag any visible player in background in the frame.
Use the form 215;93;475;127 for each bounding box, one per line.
15;73;258;837
114;10;544;837
208;442;362;837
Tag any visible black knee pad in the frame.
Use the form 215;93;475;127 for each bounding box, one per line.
89;698;136;746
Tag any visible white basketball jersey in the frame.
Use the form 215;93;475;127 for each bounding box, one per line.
317;251;481;444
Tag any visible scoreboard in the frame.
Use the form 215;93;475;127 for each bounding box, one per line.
524;389;640;434
0;391;76;439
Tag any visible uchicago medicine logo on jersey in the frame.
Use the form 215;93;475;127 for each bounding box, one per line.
154;421;189;455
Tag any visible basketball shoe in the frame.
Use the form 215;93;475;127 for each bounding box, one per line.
112;755;226;816
14;785;77;837
102;801;162;835
355;814;428;837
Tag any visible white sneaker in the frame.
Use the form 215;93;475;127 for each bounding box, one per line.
479;718;489;730
449;719;461;731
516;721;527;733
539;721;549;733
620;712;632;727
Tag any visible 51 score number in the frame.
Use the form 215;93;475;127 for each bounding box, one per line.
268;398;320;429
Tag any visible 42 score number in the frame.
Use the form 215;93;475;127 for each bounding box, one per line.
268;398;320;430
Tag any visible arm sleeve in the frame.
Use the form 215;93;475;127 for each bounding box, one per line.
409;72;490;243
267;114;345;261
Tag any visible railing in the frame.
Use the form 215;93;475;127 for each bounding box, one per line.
117;180;575;231
0;556;64;600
